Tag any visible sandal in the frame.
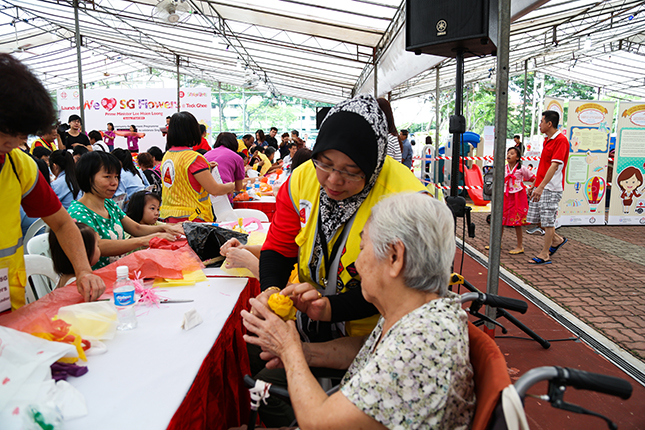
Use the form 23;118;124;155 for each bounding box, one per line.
509;249;524;255
528;257;551;265
484;245;490;250
549;237;568;256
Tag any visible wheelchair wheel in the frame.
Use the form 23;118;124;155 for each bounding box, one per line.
486;214;491;224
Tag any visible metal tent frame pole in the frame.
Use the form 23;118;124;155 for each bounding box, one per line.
74;0;84;129
486;0;512;323
373;47;378;98
176;54;180;112
450;51;464;197
522;59;528;146
435;67;440;186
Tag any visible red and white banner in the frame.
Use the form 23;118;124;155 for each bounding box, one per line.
57;88;211;152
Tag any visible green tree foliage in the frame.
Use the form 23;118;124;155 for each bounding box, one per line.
508;72;596;137
464;83;496;135
210;85;332;135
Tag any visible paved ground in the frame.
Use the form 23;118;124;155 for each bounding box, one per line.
465;211;645;362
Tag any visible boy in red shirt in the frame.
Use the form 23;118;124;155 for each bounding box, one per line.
526;110;569;265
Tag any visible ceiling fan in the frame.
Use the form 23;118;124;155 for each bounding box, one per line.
152;0;191;24
10;21;38;56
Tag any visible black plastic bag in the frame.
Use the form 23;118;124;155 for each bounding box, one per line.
182;222;248;264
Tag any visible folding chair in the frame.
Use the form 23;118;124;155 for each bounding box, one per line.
24;254;59;304
24;218;48;253
26;233;52;258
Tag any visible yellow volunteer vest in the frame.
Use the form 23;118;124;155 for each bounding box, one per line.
289;156;425;336
253;152;271;176
159;149;213;222
237;139;246;153
1;149;39;310
30;138;57;153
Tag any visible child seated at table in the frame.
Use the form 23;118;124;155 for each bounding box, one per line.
126;190;162;226
50;222;101;289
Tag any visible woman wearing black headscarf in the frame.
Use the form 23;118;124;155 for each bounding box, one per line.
243;94;425;425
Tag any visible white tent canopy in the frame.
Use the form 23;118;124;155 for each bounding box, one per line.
0;0;643;104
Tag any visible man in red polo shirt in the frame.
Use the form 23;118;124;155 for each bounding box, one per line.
526;110;569;265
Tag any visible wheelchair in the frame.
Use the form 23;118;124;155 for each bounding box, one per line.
244;291;632;429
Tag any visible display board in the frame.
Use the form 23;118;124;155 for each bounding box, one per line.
607;102;645;225
57;88;211;153
557;100;615;226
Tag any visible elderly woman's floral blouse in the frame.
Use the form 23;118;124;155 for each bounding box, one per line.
340;292;475;429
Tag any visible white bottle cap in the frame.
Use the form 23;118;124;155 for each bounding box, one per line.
116;266;129;278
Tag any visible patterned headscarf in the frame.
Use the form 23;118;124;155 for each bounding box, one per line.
309;94;388;281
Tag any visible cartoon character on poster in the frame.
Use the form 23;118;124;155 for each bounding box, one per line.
616;166;644;214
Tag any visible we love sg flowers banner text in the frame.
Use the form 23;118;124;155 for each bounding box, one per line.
57;88;211;152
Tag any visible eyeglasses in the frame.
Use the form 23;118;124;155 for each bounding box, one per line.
312;159;365;182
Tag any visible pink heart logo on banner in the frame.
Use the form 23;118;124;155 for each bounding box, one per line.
101;98;117;111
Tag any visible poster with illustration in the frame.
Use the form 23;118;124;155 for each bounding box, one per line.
57;88;211;153
557;100;615;226
607;102;645;225
528;97;564;161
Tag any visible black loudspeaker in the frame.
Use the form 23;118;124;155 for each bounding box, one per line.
316;107;331;129
405;0;498;58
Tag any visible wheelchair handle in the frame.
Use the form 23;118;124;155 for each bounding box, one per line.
244;375;290;399
461;292;528;314
514;366;633;400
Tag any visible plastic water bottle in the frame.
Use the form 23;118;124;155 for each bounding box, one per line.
113;266;138;331
254;178;260;195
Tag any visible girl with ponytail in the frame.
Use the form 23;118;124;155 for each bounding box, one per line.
50;149;82;209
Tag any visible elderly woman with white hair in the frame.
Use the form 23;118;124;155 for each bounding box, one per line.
242;192;475;429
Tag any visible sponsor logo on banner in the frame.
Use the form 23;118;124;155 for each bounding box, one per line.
575;103;608;125
60;91;67;99
621;104;645;126
299;200;312;228
589;217;596;224
640;217;645;225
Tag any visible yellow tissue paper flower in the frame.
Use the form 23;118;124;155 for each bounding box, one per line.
268;293;297;321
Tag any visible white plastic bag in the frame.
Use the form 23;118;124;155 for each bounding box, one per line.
56;301;118;341
210;166;237;222
0;326;75;428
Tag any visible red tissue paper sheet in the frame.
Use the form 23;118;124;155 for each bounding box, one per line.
0;239;203;332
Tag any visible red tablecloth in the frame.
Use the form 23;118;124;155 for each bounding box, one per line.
168;277;260;430
233;201;277;222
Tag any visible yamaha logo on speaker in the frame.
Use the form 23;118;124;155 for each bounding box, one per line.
436;19;447;36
